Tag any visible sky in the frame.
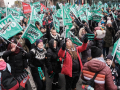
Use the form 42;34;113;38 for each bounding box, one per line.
4;0;23;7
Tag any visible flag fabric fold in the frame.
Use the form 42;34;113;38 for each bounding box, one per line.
22;2;31;14
22;24;43;44
0;14;23;40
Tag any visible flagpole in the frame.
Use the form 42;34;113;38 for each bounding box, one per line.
0;36;27;53
85;9;90;28
62;5;65;42
112;11;118;29
110;39;120;68
15;6;33;48
63;21;65;42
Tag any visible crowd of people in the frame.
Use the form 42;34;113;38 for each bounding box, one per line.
1;2;120;90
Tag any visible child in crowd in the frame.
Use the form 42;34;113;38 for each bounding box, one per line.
101;21;105;30
106;54;118;85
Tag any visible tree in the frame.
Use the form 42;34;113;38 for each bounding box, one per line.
14;1;22;8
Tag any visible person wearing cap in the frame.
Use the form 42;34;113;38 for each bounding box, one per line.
81;46;117;90
26;39;47;90
46;39;61;90
58;35;88;90
3;38;27;77
112;15;120;34
105;54;117;86
103;20;114;57
101;21;105;30
93;27;106;50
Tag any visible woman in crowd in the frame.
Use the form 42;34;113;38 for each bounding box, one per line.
46;39;61;90
58;35;88;90
3;38;27;78
26;39;47;90
79;29;94;65
103;20;114;57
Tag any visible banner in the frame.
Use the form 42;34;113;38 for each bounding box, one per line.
7;7;20;22
0;7;6;15
55;9;62;18
22;24;43;44
66;25;73;37
33;2;41;12
52;15;60;32
112;12;117;19
79;9;87;22
30;7;44;26
41;3;49;11
70;4;79;18
86;9;92;20
22;2;31;14
0;14;23;40
112;39;120;64
67;31;82;46
62;5;72;26
91;11;103;22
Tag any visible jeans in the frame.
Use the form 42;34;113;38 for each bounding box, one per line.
103;47;109;57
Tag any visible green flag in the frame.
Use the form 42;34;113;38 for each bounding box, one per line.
104;4;108;14
112;39;120;64
98;1;102;6
116;6;119;10
0;14;23;40
112;11;117;19
111;4;113;9
22;24;43;44
79;9;87;22
56;3;60;10
91;11;103;22
0;7;6;15
86;9;92;20
52;15;60;33
20;11;27;18
70;4;79;18
83;4;89;9
67;31;82;46
33;2;41;12
66;25;73;37
55;9;62;18
30;7;44;26
7;7;20;22
62;5;72;26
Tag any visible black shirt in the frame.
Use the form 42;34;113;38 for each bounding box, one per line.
72;58;80;76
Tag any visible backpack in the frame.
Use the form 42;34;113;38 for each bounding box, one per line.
82;72;99;87
1;66;19;90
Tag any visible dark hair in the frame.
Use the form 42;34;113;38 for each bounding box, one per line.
35;21;40;27
22;18;27;26
1;16;4;19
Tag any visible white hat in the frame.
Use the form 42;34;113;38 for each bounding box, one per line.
107;20;112;24
107;17;111;20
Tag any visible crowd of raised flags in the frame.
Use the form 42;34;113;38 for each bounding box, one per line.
0;0;120;64
0;1;120;89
